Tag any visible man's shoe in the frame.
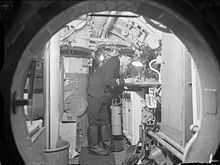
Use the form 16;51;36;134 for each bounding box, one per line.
109;139;124;152
88;145;109;156
100;124;112;151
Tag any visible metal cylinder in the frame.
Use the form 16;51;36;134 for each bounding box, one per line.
149;147;166;165
139;124;143;141
111;105;122;135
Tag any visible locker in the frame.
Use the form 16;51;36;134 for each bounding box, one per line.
160;33;193;147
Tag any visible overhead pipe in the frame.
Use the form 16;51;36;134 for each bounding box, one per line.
60;20;88;42
100;11;118;39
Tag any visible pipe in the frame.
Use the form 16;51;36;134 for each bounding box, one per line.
100;11;117;39
59;56;64;122
157;131;184;153
183;130;199;162
44;31;61;149
148;130;184;161
49;31;61;149
149;58;161;83
44;42;51;149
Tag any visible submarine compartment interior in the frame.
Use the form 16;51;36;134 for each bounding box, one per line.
1;1;220;165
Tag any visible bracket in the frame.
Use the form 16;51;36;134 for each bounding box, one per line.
12;91;31;114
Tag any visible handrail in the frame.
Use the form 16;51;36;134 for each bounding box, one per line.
148;130;184;161
157;131;184;153
149;57;161;83
183;128;199;162
31;126;45;143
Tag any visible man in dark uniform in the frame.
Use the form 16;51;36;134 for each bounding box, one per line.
87;51;124;155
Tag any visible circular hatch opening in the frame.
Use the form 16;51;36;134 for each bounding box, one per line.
2;1;220;164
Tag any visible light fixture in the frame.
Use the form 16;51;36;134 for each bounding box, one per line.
88;13;138;18
145;33;159;49
99;54;104;61
131;61;144;67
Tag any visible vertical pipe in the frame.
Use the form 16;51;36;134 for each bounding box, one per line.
48;32;61;149
44;42;51;149
191;58;200;126
60;55;64;122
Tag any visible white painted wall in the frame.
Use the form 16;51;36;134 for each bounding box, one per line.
160;33;193;146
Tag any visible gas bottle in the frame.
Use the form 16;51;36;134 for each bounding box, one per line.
111;97;122;136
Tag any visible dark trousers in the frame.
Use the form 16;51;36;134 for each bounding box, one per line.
87;95;111;126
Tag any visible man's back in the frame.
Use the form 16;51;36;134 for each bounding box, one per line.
88;56;120;98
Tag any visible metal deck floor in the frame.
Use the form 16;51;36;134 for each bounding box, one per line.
79;147;116;165
69;138;128;165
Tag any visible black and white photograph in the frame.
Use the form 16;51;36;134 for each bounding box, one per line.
1;0;220;165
